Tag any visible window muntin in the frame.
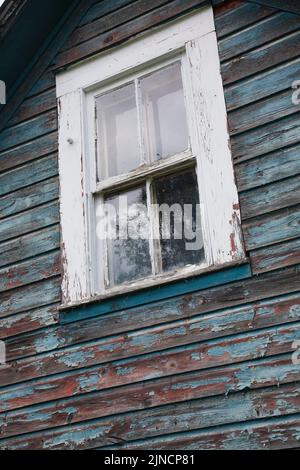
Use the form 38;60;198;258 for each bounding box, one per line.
92;57;205;290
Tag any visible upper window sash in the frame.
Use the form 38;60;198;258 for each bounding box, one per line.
87;54;193;195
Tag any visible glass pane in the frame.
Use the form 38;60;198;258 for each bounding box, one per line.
96;83;140;179
154;169;204;272
140;62;189;161
104;187;152;286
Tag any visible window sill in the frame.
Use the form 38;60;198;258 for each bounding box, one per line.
59;258;251;324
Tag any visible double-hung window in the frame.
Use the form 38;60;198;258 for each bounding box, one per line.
56;6;245;305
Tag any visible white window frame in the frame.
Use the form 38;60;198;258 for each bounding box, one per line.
56;6;245;305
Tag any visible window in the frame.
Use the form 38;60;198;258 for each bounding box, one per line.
56;6;245;305
92;58;205;290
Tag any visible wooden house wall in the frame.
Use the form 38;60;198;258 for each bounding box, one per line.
0;0;300;449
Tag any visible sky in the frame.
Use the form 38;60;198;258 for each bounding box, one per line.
0;0;5;7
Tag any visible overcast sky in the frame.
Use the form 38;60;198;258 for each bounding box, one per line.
0;0;5;7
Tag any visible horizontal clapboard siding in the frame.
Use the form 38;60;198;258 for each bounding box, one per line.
0;0;299;451
0;383;299;449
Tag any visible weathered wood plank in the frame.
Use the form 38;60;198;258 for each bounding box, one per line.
225;58;300;111
0;383;298;448
0;304;59;340
243;206;300;250
0;251;60;293
53;0;207;69
0;153;58;197
214;1;275;38
0;277;61;319
63;0;170;50
8;88;56;126
235;144;300;191
0;200;59;243
79;0;135;26
228;89;300;136
102;414;300;450
248;0;300;16
0;226;60;269
6;290;300;361
0;132;57;173
0;178;59;220
240;175;300;219
231;113;300;163
219;11;300;63
251;238;300;274
0;353;297;414
60;264;252;324
221;30;300;85
1;320;299;388
0;109;57;153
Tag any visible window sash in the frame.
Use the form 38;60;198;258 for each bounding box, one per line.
93;54;190;188
97;163;205;290
91;55;204;291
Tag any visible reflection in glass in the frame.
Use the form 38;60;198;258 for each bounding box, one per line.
154;169;204;272
96;83;140;179
140;62;189;161
104;187;152;286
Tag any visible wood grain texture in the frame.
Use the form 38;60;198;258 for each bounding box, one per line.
214;1;275;37
251;238;300;274
228;89;300;136
0;132;57;173
243;206;300;250
0;177;59;219
231;113;300;163
0;304;59;340
0;109;57;153
235;144;300;191
225;57;300;111
27;69;55;98
0;277;61;319
240;175;300;219
219;11;300;63
0;225;60;269
0;383;298;448
8;88;56;126
1;320;299;388
0;200;59;243
79;0;135;26
0;153;58;196
0;352;298;414
63;0;171;50
221;30;300;85
0;251;60;293
102;414;300;450
53;0;207;69
6;290;300;361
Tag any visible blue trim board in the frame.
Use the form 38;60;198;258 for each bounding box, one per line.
60;262;252;324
